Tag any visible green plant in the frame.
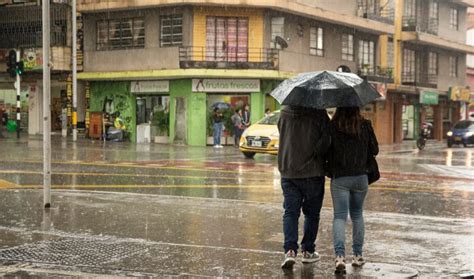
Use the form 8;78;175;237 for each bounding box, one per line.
152;110;169;136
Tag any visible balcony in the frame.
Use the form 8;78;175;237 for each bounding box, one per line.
402;72;438;88
357;65;394;83
402;16;438;35
357;5;394;25
179;47;278;70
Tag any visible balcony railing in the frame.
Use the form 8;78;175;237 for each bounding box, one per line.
356;2;394;24
402;16;438;35
402;72;438;88
357;65;394;83
179;46;279;70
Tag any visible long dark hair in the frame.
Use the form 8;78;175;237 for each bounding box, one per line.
331;107;364;137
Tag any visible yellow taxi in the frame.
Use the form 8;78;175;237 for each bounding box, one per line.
239;111;280;159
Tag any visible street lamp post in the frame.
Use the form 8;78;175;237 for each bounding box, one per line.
42;0;51;208
72;0;78;142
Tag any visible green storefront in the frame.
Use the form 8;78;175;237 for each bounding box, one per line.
89;78;279;145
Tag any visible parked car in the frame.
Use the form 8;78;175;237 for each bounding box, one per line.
239;111;280;159
447;120;474;147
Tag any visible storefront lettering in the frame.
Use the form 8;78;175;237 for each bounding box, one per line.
192;79;260;93
131;81;169;93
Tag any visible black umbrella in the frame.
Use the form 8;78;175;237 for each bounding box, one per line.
210;102;231;110
270;71;382;109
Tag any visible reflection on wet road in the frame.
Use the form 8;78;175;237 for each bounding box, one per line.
0;137;473;277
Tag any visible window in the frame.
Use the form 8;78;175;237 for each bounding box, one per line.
310;26;324;56
450;8;458;30
358;39;375;71
404;0;416;19
271;17;284;48
342;33;354;61
402;48;415;82
449;56;458;77
429;1;438;20
428;52;438;76
205;17;249;62
96;18;145;50
387;38;394;69
360;0;376;14
160;15;183;47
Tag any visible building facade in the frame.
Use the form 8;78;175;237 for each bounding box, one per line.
1;0;473;145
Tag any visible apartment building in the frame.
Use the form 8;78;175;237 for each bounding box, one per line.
0;0;74;135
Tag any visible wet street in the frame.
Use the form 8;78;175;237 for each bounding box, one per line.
0;135;473;278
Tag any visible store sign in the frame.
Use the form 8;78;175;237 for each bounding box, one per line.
23;48;43;70
420;91;439;105
449;87;470;102
192;79;260;93
131;81;169;93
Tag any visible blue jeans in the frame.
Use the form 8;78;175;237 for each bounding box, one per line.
331;175;368;257
281;176;325;254
213;122;223;145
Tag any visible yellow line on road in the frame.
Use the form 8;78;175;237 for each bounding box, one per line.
0;179;17;189
0;170;269;182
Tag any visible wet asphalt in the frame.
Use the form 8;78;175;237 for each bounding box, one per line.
0;135;473;278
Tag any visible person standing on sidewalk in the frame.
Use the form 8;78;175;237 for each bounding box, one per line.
212;108;224;148
231;108;244;147
242;104;251;128
278;105;329;269
321;107;379;273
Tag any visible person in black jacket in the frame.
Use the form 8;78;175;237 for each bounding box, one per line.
278;105;329;269
320;107;379;272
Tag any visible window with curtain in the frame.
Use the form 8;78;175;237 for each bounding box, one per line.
358;39;375;71
96;18;145;50
310;26;324;56
450;8;458;30
449;56;458;77
160;15;183;47
341;33;354;61
205;16;248;62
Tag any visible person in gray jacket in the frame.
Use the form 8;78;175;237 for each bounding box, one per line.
278;105;330;269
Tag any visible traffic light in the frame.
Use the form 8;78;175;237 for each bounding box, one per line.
16;61;24;76
6;50;16;78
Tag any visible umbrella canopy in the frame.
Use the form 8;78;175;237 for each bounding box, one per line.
210;102;231;110
270;71;382;109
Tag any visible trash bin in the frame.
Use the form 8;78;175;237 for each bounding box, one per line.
6;120;17;132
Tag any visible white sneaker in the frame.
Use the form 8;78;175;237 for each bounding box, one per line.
281;250;296;269
352;255;365;267
213;145;219;148
301;251;320;263
218;145;224;148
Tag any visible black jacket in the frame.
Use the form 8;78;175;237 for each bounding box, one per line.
321;119;379;178
277;106;330;179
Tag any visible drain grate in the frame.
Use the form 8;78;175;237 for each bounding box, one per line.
0;238;148;267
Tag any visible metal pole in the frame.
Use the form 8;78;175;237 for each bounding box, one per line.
72;0;77;141
15;49;20;139
43;0;51;208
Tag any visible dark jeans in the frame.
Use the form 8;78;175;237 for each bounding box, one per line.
233;127;243;146
281;176;325;254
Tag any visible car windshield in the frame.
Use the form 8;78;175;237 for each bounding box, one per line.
454;121;473;129
258;112;280;125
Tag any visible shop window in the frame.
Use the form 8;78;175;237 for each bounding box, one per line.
450;8;458;30
358;39;375;72
310;26;324;56
271;17;285;49
206;16;249;62
449;56;458;77
342;33;354;61
160;15;183;47
96;18;145;50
